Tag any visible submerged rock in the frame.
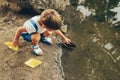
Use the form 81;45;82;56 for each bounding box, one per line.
104;42;113;50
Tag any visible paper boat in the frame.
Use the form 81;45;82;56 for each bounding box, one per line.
25;58;42;68
4;41;18;50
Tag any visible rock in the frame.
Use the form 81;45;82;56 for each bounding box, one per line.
9;2;21;12
0;0;9;12
30;0;70;11
104;42;113;50
0;13;64;80
61;25;68;33
0;0;70;13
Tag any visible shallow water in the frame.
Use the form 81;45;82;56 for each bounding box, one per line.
61;1;120;80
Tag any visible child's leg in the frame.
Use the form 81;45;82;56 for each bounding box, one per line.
43;30;52;37
40;30;53;45
31;33;43;55
31;33;40;45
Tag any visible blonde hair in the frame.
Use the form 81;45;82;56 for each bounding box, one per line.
40;9;62;30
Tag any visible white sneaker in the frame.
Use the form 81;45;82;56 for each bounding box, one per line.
31;45;43;56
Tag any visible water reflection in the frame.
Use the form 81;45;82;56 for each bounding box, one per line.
111;6;120;24
84;0;119;22
62;0;120;80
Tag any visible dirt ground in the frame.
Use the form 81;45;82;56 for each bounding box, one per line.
0;12;64;80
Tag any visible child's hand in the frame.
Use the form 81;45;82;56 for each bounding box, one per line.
63;37;71;44
12;40;19;47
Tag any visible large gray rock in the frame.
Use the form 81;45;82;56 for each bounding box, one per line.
0;14;65;80
0;0;70;13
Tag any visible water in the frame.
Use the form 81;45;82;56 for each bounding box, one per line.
61;0;120;80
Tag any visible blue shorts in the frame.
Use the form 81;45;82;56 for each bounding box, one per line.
21;33;51;45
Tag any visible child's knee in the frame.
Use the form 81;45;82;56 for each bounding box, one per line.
32;37;39;42
43;30;53;37
31;38;40;45
31;33;40;45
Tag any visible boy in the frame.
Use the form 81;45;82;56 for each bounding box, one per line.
12;9;71;55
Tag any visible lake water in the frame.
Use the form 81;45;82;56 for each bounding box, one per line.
61;0;120;80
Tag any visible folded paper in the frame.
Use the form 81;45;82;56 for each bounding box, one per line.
4;41;18;50
25;58;42;68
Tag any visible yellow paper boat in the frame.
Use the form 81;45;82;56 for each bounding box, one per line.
25;58;42;68
4;41;18;50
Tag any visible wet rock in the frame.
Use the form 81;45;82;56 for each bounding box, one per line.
116;56;120;61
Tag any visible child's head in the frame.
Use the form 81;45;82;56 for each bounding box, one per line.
40;9;62;30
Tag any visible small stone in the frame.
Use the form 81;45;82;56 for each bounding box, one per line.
61;25;67;33
104;42;113;50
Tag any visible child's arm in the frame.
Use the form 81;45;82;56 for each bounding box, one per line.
12;26;27;46
54;30;71;44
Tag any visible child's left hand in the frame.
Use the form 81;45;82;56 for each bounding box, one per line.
63;37;71;44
